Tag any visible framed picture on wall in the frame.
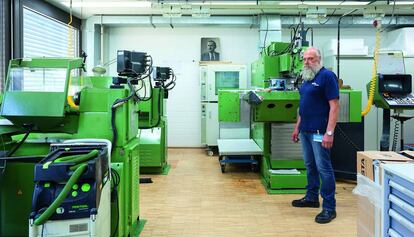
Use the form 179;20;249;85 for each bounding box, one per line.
201;38;220;61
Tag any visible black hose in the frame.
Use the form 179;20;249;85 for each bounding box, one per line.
110;168;120;237
7;130;31;157
140;89;162;129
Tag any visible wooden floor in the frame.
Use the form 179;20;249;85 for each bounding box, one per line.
139;148;357;237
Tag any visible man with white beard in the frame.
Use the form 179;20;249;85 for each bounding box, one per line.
291;47;340;224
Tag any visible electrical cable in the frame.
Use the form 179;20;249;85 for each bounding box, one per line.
361;21;381;116
139;68;176;129
318;9;338;25
381;0;396;32
268;23;298;57
110;88;136;153
261;9;269;53
335;124;363;151
6;130;31;157
337;8;359;81
140;88;163;129
305;27;314;46
163;69;177;90
110;168;120;237
392;118;400;151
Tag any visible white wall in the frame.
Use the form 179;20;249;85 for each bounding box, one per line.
283;27;414;150
85;23;414;149
105;26;259;147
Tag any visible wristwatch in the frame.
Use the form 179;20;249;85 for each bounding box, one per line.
326;130;334;136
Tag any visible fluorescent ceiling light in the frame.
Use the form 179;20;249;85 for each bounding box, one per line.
192;13;211;17
279;1;369;6
62;1;152;8
391;1;414;5
170;1;257;5
163;5;182;18
162;13;182;17
192;6;210;17
363;8;385;18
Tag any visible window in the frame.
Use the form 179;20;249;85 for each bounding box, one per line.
215;71;240;95
0;1;5;91
23;7;78;58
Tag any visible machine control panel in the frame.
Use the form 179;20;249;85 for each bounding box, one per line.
383;93;414;108
378;74;414;109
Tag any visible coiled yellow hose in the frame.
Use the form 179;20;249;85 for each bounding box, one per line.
66;0;79;110
361;22;381;117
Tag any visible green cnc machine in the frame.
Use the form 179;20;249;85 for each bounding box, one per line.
219;40;362;194
138;67;176;174
0;56;146;236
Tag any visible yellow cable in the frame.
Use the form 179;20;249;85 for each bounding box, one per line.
67;76;79;110
66;0;79;110
361;24;381;117
67;0;73;57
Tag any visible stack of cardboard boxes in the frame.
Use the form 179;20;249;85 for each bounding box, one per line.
356;151;414;237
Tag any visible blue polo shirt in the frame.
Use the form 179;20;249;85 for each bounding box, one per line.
299;67;339;134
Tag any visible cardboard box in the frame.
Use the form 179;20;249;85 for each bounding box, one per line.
357;151;412;183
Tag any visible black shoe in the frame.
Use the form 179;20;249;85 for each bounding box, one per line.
315;209;336;224
291;197;320;208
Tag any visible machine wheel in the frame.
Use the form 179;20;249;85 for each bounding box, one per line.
207;150;214;156
219;156;223;161
220;163;226;173
251;163;259;172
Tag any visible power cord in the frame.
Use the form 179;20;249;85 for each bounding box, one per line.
392;119;400;152
110;168;120;237
335;124;363;151
6;129;31;157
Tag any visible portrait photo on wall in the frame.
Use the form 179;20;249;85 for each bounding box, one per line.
201;38;221;61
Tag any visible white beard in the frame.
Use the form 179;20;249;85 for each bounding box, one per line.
301;65;322;81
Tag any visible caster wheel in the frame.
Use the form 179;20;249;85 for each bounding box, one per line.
220;164;226;173
251;163;259;172
207;150;214;156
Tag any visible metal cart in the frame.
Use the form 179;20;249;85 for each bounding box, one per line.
217;139;262;173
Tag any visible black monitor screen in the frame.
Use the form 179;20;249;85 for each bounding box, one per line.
379;74;412;94
384;79;403;91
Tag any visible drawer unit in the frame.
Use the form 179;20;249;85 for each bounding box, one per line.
382;163;414;237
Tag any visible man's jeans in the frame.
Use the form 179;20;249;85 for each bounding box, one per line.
300;131;336;211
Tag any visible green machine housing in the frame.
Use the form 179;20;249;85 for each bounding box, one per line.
219;89;362;193
220;41;362;193
0;58;142;237
138;87;169;174
251;42;304;89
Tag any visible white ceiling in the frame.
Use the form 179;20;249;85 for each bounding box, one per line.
45;0;414;19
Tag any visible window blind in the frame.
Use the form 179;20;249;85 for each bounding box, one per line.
21;7;79;92
23;7;78;58
0;0;5;91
